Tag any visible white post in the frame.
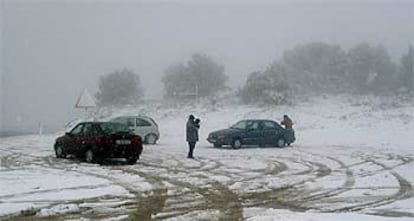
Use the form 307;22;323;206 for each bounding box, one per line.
38;122;43;136
411;9;414;90
411;46;414;89
195;81;199;104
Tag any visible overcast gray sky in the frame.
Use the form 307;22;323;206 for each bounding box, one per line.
1;0;414;132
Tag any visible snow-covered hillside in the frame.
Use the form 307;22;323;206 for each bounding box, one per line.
1;95;413;220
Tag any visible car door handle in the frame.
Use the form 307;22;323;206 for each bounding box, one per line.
82;141;86;144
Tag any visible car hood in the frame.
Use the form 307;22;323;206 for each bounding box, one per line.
209;128;241;136
55;135;68;142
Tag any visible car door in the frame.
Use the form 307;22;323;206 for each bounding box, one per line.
77;123;96;154
262;121;283;145
243;120;261;145
256;121;268;145
65;123;85;155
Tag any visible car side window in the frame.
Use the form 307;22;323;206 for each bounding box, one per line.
148;118;158;127
83;124;94;136
71;124;84;135
91;125;101;136
95;124;105;135
247;121;259;130
136;118;151;127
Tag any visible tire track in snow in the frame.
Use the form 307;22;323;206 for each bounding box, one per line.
117;166;243;220
2;139;414;220
330;157;413;212
295;149;413;213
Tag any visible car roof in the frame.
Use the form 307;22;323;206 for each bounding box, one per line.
240;119;278;122
78;121;122;124
239;119;282;125
113;115;153;119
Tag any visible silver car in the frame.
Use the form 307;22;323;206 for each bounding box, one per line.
110;116;160;144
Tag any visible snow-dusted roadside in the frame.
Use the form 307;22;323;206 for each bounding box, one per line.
1;95;413;220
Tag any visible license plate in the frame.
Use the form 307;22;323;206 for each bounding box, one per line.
116;139;131;145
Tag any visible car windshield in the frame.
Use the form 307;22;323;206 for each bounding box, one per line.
100;122;131;135
231;121;247;129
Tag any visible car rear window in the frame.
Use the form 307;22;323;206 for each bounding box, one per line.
112;117;135;127
136;118;152;127
100;123;131;135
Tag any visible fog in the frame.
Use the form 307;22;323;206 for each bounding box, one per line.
1;0;413;133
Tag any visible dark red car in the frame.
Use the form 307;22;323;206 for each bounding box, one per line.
54;122;143;164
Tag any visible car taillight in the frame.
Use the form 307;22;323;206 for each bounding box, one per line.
132;137;142;145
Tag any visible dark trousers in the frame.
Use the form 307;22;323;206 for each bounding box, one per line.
187;142;196;158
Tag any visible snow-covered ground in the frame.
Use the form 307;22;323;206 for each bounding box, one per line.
1;95;414;220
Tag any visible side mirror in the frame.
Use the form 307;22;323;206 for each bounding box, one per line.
248;128;254;131
65;132;71;136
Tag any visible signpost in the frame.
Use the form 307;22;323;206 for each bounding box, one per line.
74;88;97;120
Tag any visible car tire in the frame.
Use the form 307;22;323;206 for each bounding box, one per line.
232;139;242;149
84;149;95;163
145;134;157;145
276;138;286;148
213;143;222;148
55;144;66;158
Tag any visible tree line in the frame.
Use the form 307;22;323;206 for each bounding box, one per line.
95;42;414;106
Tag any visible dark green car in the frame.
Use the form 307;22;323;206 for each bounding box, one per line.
207;119;295;149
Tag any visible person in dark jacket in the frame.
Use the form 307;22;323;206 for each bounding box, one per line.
186;115;199;158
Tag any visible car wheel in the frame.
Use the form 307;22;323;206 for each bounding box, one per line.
145;134;157;145
232;139;242;149
85;149;95;163
276;138;286;148
213;143;222;148
55;144;66;158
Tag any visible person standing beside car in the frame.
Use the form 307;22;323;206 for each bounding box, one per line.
281;114;295;145
186;115;199;159
281;115;293;129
